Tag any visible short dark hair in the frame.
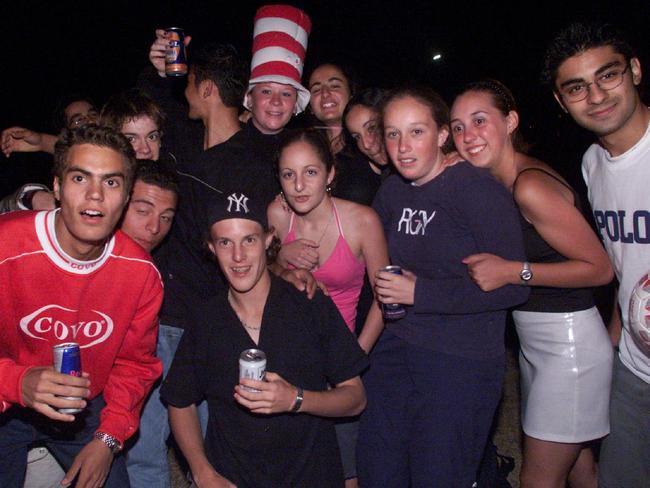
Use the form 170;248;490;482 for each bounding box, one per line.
277;128;336;173
542;22;636;87
52;93;98;131
190;43;249;108
53;125;137;191
343;87;388;122
382;85;452;152
134;159;179;197
100;88;165;132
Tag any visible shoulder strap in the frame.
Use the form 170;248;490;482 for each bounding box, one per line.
513;167;573;192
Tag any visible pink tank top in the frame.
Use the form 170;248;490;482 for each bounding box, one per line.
283;202;365;332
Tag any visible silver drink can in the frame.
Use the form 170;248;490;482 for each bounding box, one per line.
380;265;407;321
239;349;266;392
52;342;83;414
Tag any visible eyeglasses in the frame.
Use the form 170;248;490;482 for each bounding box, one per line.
560;64;630;103
68;112;98;128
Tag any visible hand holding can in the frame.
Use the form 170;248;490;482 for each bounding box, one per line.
165;27;188;77
52;342;84;414
379;265;407;320
239;349;267;392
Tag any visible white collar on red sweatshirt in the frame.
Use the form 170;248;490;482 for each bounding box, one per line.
35;209;115;274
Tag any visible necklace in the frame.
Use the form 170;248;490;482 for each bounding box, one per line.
297;201;335;245
240;320;261;331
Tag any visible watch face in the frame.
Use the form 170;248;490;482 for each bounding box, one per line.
521;270;533;281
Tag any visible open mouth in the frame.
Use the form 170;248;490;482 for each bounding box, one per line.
466;145;486;156
231;266;251;277
80;209;104;220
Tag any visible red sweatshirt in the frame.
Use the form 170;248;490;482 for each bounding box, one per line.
0;210;163;443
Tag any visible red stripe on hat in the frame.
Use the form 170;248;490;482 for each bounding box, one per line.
250;61;302;83
253;32;306;60
254;5;312;33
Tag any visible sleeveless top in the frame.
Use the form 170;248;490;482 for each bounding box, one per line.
514;168;594;312
283;201;366;331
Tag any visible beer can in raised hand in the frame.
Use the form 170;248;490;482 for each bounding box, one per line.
165;27;188;77
52;342;83;414
239;349;266;392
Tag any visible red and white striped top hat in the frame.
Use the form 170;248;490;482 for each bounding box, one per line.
244;4;312;114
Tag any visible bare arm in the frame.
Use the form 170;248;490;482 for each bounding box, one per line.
236;374;366;417
464;171;614;291
169;405;236;488
1;127;56;156
356;207;388;353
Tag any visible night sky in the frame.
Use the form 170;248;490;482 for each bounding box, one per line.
2;0;648;195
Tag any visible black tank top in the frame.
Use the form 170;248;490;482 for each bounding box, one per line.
514;168;594;312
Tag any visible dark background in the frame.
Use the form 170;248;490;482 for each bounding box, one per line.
1;0;648;196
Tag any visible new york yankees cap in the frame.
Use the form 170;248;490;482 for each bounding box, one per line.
205;191;268;230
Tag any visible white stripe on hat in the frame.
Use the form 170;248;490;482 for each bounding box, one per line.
253;17;309;49
251;46;303;72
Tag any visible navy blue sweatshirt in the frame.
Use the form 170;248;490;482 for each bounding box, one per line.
373;162;529;359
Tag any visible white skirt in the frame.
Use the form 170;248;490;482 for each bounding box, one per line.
513;307;613;443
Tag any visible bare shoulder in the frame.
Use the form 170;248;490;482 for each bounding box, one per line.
267;198;291;237
334;198;380;229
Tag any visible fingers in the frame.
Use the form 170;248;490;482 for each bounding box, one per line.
62;457;82;486
32;402;77;422
462;253;484;264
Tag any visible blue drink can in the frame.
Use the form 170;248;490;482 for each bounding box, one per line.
381;265;407;321
165;27;188;77
52;342;83;414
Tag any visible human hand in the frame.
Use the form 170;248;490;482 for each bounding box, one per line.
279;239;319;270
149;29;192;77
374;268;416;305
31;191;57;210
1;127;43;157
21;367;90;422
280;268;328;299
462;253;516;292
192;467;237;488
61;438;113;488
234;372;297;414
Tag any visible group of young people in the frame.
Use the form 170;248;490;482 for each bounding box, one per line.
0;6;648;488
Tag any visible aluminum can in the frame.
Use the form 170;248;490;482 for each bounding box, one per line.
165;27;188;77
380;265;407;320
239;349;266;392
52;342;83;414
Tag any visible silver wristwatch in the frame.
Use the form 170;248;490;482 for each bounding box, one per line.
519;261;533;285
94;432;123;454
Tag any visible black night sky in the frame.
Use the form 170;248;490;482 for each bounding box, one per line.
2;0;648;196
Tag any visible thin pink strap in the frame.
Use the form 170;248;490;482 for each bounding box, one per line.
332;200;344;238
288;211;296;232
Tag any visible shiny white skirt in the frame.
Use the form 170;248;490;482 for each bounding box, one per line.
513;307;613;443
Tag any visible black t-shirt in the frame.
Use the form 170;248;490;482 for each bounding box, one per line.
332;147;383;206
160;276;369;488
156;123;281;328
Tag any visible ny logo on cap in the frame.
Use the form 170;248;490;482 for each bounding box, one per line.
227;193;249;213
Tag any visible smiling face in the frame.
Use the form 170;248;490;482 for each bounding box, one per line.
247;82;298;134
121;115;161;161
309;64;351;126
208;218;273;295
121;181;177;252
554;45;642;138
53;143;130;260
278;140;334;215
383;96;449;185
344;104;386;164
450;90;517;171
